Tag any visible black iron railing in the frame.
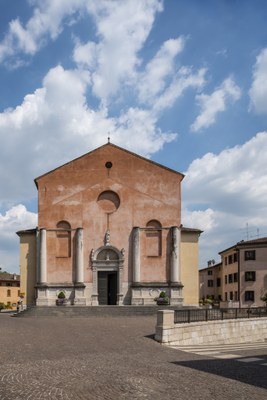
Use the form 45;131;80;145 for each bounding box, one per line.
174;307;267;324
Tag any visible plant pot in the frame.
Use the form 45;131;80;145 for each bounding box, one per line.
56;299;67;306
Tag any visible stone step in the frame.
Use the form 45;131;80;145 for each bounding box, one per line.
15;305;182;318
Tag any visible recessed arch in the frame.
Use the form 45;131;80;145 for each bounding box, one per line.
145;220;162;257
56;220;71;257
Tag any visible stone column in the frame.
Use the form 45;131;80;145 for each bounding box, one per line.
170;226;180;283
39;228;47;284
76;228;84;283
132;227;140;283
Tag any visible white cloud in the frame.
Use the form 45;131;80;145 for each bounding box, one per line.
183;132;267;265
153;66;206;113
249;48;267;114
137;37;185;104
74;0;163;100
0;0;86;64
0;205;37;273
191;77;241;132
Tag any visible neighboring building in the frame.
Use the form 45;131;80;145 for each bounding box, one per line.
0;272;20;309
17;142;202;307
199;261;222;302
199;237;267;307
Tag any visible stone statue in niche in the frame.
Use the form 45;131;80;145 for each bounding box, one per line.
90;249;94;262
104;230;111;246
121;248;125;258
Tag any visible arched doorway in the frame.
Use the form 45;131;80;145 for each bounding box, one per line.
91;245;124;305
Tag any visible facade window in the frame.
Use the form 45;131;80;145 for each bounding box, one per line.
218;295;222;301
7;289;11;297
225;275;227;284
245;271;256;282
6;282;12;287
56;221;71;258
230;291;233;300
18;290;20;296
234;272;238;282
228;274;233;284
225;292;228;301
234;253;238;263
207;280;213;287
245;291;254;302
207;270;213;275
145;220;162;257
228;255;233;264
216;278;221;287
244;250;256;261
234;291;239;301
224;257;227;265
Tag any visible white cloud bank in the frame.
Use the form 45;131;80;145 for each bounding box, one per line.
182;132;267;265
249;48;267;114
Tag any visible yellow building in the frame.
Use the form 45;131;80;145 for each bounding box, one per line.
17;142;202;307
0;272;21;309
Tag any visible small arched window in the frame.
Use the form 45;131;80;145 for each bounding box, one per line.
56;221;71;257
145;220;162;257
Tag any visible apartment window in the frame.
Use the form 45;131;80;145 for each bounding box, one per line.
6;283;12;287
245;271;256;282
245;291;254;302
244;250;256;261
7;289;11;297
234;253;238;263
18;290;20;297
216;278;221;287
225;292;228;301
208;280;214;287
218;295;222;301
225;275;227;284
228;274;233;284
224;257;228;266
234;272;238;282
230;291;233;300
228;255;233;264
207;270;213;275
234;291;239;301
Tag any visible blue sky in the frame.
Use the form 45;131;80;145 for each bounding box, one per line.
1;0;267;273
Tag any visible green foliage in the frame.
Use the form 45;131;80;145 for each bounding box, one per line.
0;302;5;310
57;291;66;299
261;293;267;305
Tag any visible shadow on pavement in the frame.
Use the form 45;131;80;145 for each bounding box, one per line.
171;355;267;390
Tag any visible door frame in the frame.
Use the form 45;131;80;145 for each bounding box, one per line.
91;245;124;306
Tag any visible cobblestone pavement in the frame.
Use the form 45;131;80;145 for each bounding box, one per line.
0;313;266;400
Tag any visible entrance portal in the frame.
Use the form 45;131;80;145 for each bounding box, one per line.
91;245;124;306
98;271;118;305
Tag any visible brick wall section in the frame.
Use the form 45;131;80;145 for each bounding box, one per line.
155;310;267;345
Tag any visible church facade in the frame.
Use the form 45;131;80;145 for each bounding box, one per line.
17;143;202;307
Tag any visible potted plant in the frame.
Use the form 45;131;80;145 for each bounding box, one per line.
154;291;170;306
56;291;67;306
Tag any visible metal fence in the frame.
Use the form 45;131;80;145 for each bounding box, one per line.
174;307;267;324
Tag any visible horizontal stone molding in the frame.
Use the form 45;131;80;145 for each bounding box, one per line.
155;310;267;345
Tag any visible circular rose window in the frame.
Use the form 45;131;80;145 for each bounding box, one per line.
97;190;120;213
